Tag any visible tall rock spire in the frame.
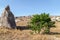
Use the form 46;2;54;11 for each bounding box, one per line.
5;5;10;11
1;5;16;29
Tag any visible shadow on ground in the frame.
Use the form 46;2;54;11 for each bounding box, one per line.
16;26;60;35
16;26;31;30
43;32;60;35
49;32;60;35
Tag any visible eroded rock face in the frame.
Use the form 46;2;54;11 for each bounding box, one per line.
1;5;16;29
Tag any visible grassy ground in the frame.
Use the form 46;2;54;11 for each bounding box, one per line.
0;22;60;40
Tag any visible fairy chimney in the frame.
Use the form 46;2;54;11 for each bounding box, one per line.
1;5;16;29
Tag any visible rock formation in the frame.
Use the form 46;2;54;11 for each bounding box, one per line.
1;5;16;29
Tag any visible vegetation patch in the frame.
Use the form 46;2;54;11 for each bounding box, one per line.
29;13;55;34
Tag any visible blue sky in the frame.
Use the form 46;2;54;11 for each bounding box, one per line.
0;0;60;16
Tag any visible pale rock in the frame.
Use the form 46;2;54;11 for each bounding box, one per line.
1;5;16;29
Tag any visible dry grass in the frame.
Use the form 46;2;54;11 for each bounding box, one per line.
0;28;59;40
0;27;57;40
0;20;60;40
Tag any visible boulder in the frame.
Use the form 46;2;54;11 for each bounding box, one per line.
1;5;16;29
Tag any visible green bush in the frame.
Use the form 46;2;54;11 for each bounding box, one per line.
29;13;55;34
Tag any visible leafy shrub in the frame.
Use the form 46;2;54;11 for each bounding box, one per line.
29;13;55;34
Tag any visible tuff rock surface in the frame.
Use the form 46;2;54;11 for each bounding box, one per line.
1;5;16;29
